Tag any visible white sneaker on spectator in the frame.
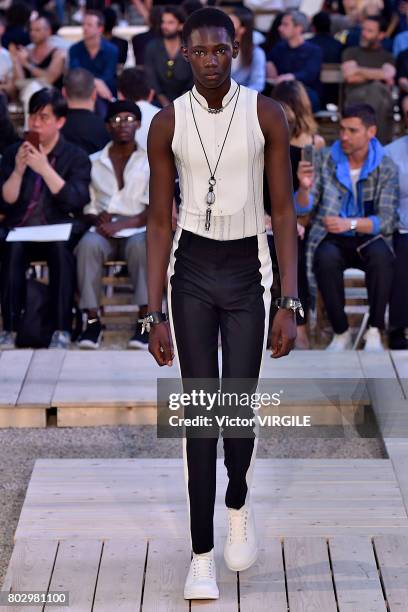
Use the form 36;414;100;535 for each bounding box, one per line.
364;327;384;351
326;329;352;351
224;503;258;571
184;548;219;600
49;331;71;349
0;331;16;349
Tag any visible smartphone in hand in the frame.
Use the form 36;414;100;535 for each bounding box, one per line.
24;131;40;150
301;144;315;166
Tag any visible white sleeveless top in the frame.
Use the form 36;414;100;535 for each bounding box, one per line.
172;79;266;241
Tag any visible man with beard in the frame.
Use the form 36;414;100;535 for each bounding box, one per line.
144;6;193;107
341;15;395;144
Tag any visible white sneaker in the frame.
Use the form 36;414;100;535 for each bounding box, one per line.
224;504;258;572
326;329;352;351
184;549;219;600
364;327;384;352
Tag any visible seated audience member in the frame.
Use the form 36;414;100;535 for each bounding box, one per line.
271;80;326;349
310;11;343;63
230;8;266;92
144;5;193;107
296;104;398;351
75;100;150;350
103;7;128;67
132;6;163;66
384;106;408;349
266;10;323;112
0;16;14;99
62;68;110;154
0;88;91;350
117;67;159;151
2;2;31;49
69;10;118;105
341;15;395;144
9;15;65;128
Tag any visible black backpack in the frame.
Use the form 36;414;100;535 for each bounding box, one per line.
15;278;53;348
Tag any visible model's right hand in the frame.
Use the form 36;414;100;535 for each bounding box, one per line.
149;321;174;367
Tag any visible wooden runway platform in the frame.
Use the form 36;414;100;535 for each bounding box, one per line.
3;458;408;611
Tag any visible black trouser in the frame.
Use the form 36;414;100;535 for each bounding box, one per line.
168;229;273;554
389;232;408;330
314;234;395;334
0;241;76;333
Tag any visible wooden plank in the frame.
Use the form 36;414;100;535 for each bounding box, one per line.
93;539;146;611
190;538;238;610
384;440;408;520
57;404;156;427
329;535;386;611
0;350;33;406
17;349;66;407
0;407;45;428
0;539;58;612
142;538;190;611
15;459;408;541
390;351;408;397
45;539;102;611
373;535;408;610
284;537;337;611
239;537;287;611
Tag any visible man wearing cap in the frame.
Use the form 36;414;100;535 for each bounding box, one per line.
75;100;150;349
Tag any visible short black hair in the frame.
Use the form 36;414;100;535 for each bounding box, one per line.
363;14;388;32
163;5;186;24
103;7;117;33
28;88;68;118
312;11;331;34
117;67;150;101
182;7;235;45
342;103;376;127
84;9;105;28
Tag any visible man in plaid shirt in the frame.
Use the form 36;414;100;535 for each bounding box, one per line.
296;103;398;351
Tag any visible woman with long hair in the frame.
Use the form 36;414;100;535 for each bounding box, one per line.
230;8;266;92
272;80;326;349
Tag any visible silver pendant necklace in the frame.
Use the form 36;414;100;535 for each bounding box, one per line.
189;85;241;231
190;83;240;114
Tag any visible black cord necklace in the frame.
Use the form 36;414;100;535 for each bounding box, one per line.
189;85;241;231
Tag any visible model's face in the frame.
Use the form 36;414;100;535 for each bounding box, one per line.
183;27;239;90
108;112;139;144
361;20;382;47
28;104;65;146
30;19;50;45
339;117;376;155
161;12;182;39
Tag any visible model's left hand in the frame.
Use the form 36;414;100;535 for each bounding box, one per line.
270;309;296;358
25;144;50;176
323;216;351;234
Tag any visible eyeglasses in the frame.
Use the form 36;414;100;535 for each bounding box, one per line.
109;115;138;126
166;59;175;79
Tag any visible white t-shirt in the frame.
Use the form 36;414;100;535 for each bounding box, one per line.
135;100;160;152
349;167;362;205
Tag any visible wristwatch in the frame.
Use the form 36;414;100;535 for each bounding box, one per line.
138;311;168;334
274;297;304;319
350;218;358;232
